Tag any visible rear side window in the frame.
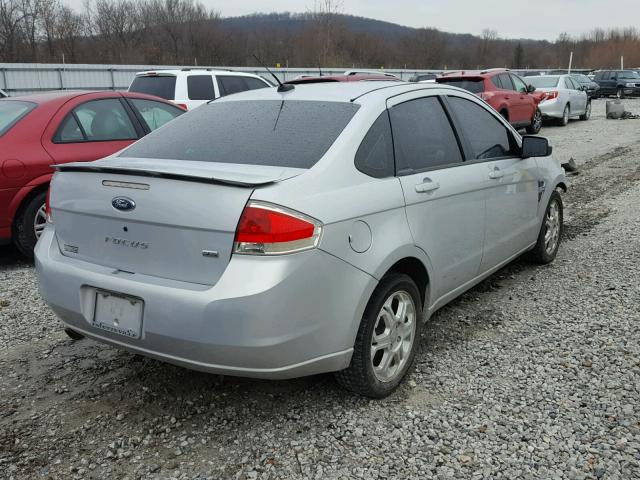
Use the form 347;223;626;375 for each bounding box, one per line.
129;75;176;100
0;100;36;136
447;96;518;160
129;98;184;131
55;99;138;143
120;100;360;169
389;97;462;174
187;75;215;100
355;112;394;178
498;74;514;90
438;79;485;94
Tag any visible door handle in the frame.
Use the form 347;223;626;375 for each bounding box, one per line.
489;168;504;179
415;178;440;193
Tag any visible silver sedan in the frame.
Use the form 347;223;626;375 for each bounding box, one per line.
35;81;566;398
528;74;591;126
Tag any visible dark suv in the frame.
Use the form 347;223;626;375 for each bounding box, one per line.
436;69;543;134
593;70;640;98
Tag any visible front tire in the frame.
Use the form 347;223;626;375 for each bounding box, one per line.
13;190;47;259
616;87;624;99
580;101;591;121
526;108;543;134
529;191;563;264
335;273;422;398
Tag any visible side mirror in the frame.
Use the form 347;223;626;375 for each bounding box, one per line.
526;84;536;93
521;135;552;158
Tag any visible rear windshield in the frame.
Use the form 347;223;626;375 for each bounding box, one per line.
527;77;560;88
129;75;177;100
120;100;360;169
0;100;36;136
437;79;484;93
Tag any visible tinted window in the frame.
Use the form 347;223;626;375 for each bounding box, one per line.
528;76;560;88
244;77;270;90
121;100;359;169
618;70;640;79
498;74;514;90
0;100;36;136
389;97;462;174
187;75;215;100
491;76;502;89
56;99;137;143
129;75;176;100
438;79;485;93
129;98;184;131
355;112;394;178
217;76;252;96
447;97;517;160
510;74;527;93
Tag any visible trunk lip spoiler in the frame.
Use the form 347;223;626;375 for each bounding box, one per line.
52;164;298;187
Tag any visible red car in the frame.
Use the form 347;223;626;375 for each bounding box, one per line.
436;69;543;134
285;74;401;85
0;90;185;256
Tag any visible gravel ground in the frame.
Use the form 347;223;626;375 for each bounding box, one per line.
1;100;640;480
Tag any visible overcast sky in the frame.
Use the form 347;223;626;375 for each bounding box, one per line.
68;0;640;41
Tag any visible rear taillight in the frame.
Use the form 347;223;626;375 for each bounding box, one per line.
175;103;188;110
234;202;322;255
45;188;52;223
543;91;559;101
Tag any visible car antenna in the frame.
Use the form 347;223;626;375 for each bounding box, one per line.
319;63;323;77
253;54;294;93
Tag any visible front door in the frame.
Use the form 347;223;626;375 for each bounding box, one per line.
387;92;486;301
444;95;540;272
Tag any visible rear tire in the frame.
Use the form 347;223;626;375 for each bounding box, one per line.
558;105;570;126
529;191;563;264
526;108;542;134
64;328;85;341
334;273;422;398
580;101;591;121
13;190;47;259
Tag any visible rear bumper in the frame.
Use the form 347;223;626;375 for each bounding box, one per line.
538;99;566;118
35;228;377;379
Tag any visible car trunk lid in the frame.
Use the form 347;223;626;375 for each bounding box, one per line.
51;159;304;285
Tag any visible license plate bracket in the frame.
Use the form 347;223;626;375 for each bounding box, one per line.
92;289;144;339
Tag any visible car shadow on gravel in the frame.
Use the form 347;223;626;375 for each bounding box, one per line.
0;244;27;268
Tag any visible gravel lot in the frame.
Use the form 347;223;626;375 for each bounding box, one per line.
1;99;640;480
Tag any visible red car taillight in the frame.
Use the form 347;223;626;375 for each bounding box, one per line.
45;188;53;223
543;91;559;101
234;202;322;255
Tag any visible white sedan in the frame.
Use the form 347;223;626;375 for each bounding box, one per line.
528;75;590;126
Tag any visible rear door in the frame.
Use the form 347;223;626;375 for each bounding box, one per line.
445;95;539;272
185;74;217;110
42;96;143;165
387;91;486;300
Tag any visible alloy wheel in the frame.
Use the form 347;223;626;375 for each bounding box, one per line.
585;102;591;119
544;199;561;256
370;290;416;383
33;203;47;240
533;109;542;131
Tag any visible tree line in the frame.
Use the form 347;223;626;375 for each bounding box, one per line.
1;0;639;69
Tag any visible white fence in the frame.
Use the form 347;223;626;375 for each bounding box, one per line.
0;63;442;95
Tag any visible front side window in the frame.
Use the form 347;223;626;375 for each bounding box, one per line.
0;100;36;136
55;99;137;143
129;98;184;131
244;77;270;90
217;76;252;96
187;75;215;100
389;97;463;174
120;100;360;169
510;74;528;93
447;96;518;160
355;112;394;178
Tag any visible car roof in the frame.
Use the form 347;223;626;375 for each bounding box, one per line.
4;90;177;107
214;81;464;106
285;74;401;84
440;68;508;79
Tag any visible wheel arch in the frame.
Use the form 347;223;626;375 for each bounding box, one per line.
8;174;52;227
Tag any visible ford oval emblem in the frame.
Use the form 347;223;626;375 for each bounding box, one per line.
112;196;136;212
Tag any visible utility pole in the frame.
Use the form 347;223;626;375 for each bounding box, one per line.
568;51;573;73
621;56;624;70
